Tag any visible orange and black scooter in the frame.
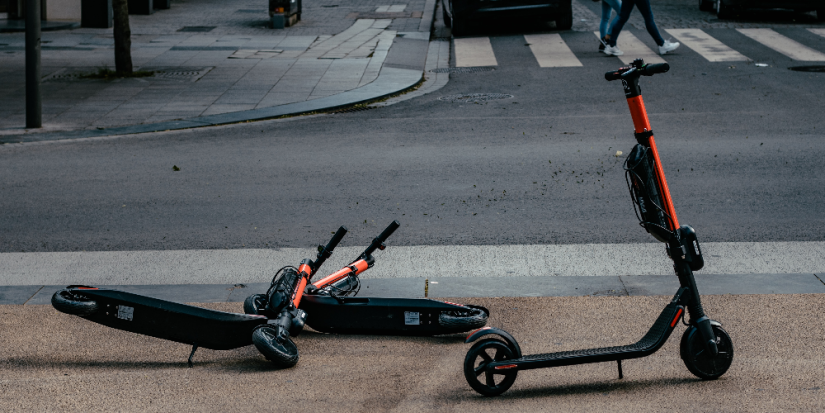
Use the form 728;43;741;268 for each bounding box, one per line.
246;221;488;367
462;60;734;396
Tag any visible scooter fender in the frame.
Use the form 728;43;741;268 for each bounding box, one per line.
464;327;522;358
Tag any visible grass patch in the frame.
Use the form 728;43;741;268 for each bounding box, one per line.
80;67;155;80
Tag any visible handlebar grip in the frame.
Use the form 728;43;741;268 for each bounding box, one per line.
605;69;624;81
376;220;400;244
642;63;669;75
325;226;348;252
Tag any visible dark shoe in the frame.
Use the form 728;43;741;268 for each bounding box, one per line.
599;37;607;52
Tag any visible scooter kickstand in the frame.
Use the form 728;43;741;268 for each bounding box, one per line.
617;360;624;379
188;344;198;368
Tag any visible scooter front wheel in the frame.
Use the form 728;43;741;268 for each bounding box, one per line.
51;289;99;317
680;324;734;380
464;338;518;396
243;294;267;315
252;325;299;368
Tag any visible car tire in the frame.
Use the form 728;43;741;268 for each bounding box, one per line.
716;0;734;19
442;4;452;28
452;16;466;36
555;0;573;30
699;0;714;12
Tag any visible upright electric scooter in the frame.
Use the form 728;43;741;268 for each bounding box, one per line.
462;60;734;396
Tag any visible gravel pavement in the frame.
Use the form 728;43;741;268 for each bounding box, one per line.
1;294;823;411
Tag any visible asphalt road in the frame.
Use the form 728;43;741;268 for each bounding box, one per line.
2;23;824;252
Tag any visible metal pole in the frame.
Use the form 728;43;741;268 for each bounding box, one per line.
26;0;42;128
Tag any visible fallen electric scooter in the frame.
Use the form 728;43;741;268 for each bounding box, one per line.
244;221;489;367
50;225;352;367
462;60;734;396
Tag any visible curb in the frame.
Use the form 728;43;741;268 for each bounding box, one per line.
0;2;441;145
5;273;824;305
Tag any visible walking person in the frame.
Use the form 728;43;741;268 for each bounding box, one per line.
602;0;680;56
596;0;623;53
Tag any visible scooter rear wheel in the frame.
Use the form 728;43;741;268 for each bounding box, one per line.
439;306;488;332
51;289;99;317
252;325;299;368
464;338;518;396
680;324;734;380
243;294;267;315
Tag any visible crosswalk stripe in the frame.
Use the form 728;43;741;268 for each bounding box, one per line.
454;37;498;67
524;34;582;67
809;28;825;38
594;31;666;65
737;28;825;61
665;28;749;62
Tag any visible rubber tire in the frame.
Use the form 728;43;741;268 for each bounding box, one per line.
51;289;98;317
680;324;734;380
442;4;452;28
716;0;734;19
452;16;466;37
243;294;267;315
464;338;518;396
252;325;299;368
439;307;488;332
554;0;573;31
699;0;714;12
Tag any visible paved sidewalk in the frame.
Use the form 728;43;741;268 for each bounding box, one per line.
0;0;437;140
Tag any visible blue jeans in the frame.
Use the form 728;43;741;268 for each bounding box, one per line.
600;0;622;40
608;0;665;47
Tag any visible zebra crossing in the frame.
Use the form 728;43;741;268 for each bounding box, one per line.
453;28;825;68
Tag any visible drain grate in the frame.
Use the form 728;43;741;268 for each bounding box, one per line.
438;93;513;103
331;106;374;114
788;65;825;72
430;67;496;73
44;67;213;82
178;26;216;32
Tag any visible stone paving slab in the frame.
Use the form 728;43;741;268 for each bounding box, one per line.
0;0;436;139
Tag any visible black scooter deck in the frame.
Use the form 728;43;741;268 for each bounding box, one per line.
300;295;487;336
68;288;268;350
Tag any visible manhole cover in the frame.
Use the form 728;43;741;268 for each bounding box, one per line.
178;26;216;32
438;93;513;103
430;67;496;73
788;65;825;72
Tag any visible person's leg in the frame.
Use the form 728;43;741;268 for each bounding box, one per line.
608;0;634;47
604;0;622;39
599;1;612;39
634;0;665;46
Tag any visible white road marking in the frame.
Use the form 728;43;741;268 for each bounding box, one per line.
376;5;406;12
2;242;824;285
595;31;666;65
453;37;498;67
737;28;825;61
523;34;582;67
809;28;825;38
665;28;749;62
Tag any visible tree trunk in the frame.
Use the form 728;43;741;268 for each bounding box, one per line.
112;0;133;74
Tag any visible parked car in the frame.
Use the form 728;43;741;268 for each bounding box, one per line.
701;0;825;20
443;0;573;36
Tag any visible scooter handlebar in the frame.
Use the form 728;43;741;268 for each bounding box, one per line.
358;220;400;260
312;226;348;274
605;63;669;81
